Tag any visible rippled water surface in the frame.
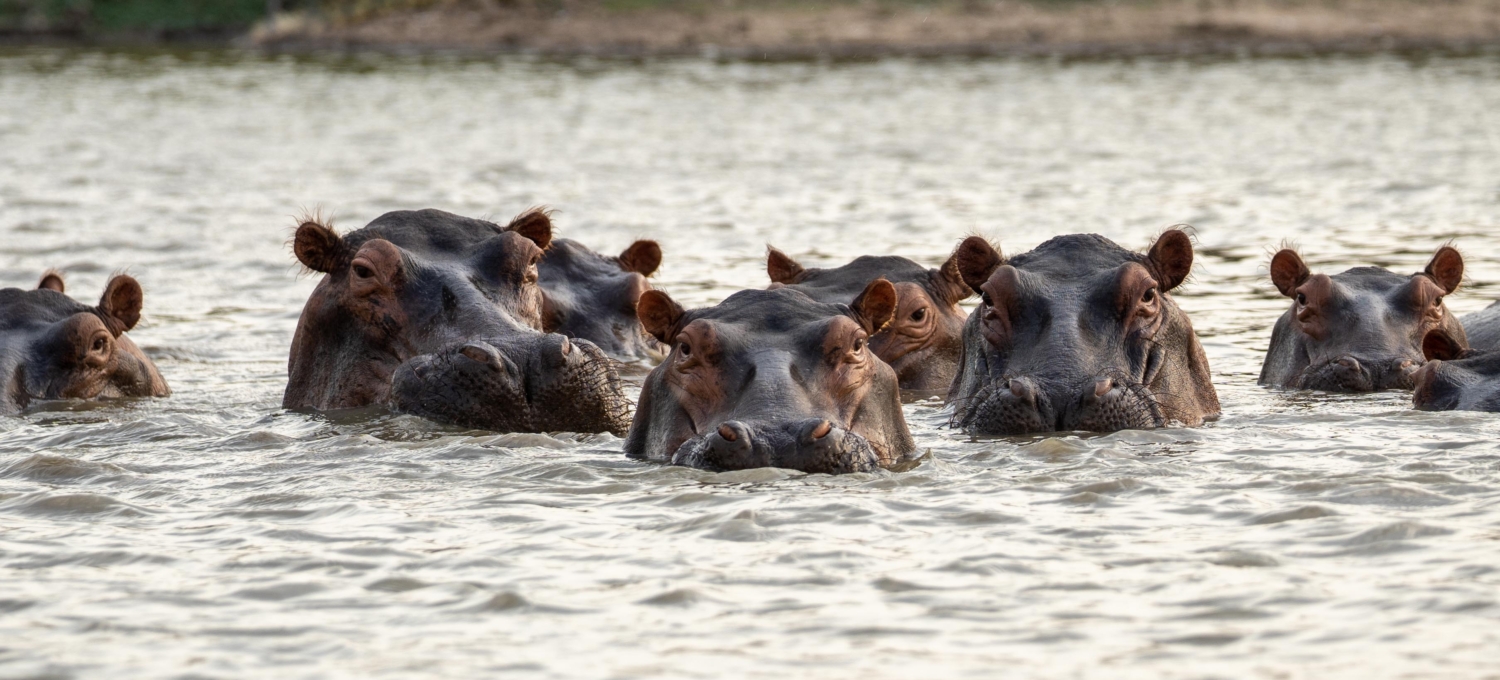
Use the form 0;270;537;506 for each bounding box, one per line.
2;48;1500;678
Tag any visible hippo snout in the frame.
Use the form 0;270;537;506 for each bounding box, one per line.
957;373;1169;435
673;419;880;474
1297;355;1421;392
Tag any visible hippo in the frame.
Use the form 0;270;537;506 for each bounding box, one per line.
0;271;169;413
765;246;971;391
284;208;631;434
1409;302;1500;411
624;282;917;474
1258;246;1465;392
539;237;664;363
947;230;1219;435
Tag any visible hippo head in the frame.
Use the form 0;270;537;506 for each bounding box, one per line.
539;237;664;363
1410;330;1499;411
1258;246;1465;392
284;208;631;434
947;230;1220;435
0;272;169;413
624;283;917;474
766;246;971;391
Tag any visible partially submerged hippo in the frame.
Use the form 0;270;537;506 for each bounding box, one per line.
766;246;971;391
1410;302;1500;411
948;231;1219;435
0;272;169;413
1259;246;1465;392
540;237;664;363
625;282;917;473
285;208;631;434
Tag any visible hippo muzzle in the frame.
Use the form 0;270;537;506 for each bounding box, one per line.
955;372;1167;435
669;419;881;474
1294;355;1422;392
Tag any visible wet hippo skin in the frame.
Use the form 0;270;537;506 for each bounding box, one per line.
284;208;631;434
1259;246;1465;392
539;237;664;363
947;230;1219;435
765;245;971;392
625;282;917;474
1411;300;1500;411
0;271;169;413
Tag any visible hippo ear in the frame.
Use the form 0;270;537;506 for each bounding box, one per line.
1269;249;1311;298
506;208;553;250
37;270;65;293
97;275;143;336
954;236;1003;295
766;246;805;285
619;240;662;277
1424;246;1463;294
1423;328;1466;362
851;278;898;334
1147;229;1194;292
934;244;975;305
637;290;685;344
294;220;344;273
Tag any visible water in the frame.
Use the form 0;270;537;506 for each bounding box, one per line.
2;48;1500;678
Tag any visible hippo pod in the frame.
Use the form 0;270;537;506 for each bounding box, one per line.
765;245;972;392
1411;301;1500;411
539;236;664;363
1259;246;1465;392
0;271;169;413
625;282;917;474
947;230;1220;435
284;208;631;435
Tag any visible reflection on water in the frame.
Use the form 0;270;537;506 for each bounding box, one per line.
2;48;1499;677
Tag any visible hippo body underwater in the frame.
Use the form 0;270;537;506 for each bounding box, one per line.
765;247;971;392
284;208;631;434
625;283;917;474
1259;247;1465;392
539;236;664;363
1410;301;1500;412
0;272;169;413
947;230;1219;435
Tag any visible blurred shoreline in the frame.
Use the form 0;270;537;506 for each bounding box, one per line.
8;1;1500;58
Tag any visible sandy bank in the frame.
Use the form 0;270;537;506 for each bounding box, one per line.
249;0;1500;58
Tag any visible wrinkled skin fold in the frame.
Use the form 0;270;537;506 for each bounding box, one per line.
765;246;971;392
947;231;1219;435
284;207;631;434
625;284;917;474
0;272;169;413
1259;246;1466;392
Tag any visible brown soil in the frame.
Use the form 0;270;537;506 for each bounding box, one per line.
249;0;1500;58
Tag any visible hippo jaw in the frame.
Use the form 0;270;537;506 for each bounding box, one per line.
668;419;883;474
953;371;1169;435
388;334;632;435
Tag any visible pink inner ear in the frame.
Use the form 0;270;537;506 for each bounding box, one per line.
507;209;553;250
766;247;804;284
954;236;1002;293
1427;246;1463;293
637;290;684;344
1148;230;1193;290
619;240;662;277
37;272;65;293
1269;250;1310;297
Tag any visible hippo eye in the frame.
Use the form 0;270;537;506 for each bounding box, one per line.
91;337;106;353
677;342;692;357
981;293;994;307
352;264;374;279
1296;292;1307;306
1434;296;1444;307
1141;289;1156;304
910;308;927;322
852;338;865;353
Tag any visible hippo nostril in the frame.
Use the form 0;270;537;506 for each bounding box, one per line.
1093;377;1114;398
459;344;498;370
1008;378;1034;402
717;423;737;442
1337;356;1360;371
1399;359;1419;375
558;337;571;357
810;420;832;440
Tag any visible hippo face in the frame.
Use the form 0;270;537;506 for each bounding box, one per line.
284;208;631;434
1258;247;1465;392
624;283;917;474
1411;330;1500;411
948;231;1219;435
766;247;971;391
539;237;664;363
0;272;169;413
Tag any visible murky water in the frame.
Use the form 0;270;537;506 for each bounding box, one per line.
2;48;1500;678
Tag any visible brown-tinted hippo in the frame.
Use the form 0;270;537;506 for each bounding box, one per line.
624;283;917;473
0;272;169;413
540;237;664;363
765;246;971;391
1409;302;1500;411
285;208;631;434
1258;246;1465;392
948;231;1219;435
